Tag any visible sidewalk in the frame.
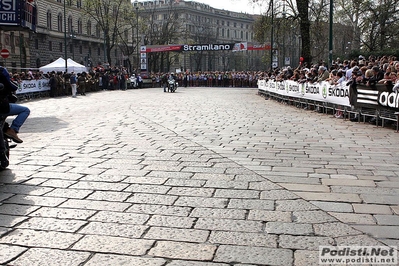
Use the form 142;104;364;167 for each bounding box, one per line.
0;87;398;265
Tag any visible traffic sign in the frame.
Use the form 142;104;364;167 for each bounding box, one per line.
1;49;10;59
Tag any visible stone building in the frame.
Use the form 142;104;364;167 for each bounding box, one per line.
1;0;263;73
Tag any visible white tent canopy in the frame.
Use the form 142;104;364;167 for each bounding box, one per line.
39;57;87;74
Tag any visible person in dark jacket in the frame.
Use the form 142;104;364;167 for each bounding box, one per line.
0;66;30;146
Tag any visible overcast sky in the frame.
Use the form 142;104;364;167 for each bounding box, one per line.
193;0;263;14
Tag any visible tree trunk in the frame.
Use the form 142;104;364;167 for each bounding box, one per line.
296;0;312;65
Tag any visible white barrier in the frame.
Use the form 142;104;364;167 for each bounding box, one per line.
15;79;50;95
258;79;351;107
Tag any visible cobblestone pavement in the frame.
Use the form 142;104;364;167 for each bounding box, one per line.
0;87;398;265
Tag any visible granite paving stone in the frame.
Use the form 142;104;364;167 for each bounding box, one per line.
174;196;228;208
328;212;376;225
144;227;210;242
146;214;196;228
29;207;97;220
292;210;338;223
79;221;148;238
126;204;192;217
148;241;217;260
313;222;363;237
8;248;90;266
293;250;320;266
352;225;399;239
275;199;319;211
167;261;229;266
190;207;247;220
214;245;293;265
353;203;394;214
227;198;275;210
265;222;314;235
16;217;87;233
195;218;263;232
0;204;41;216
208;231;278;247
279;235;335;250
374;214;399;225
88;211;150;225
0;229;83;248
247;210;292;222
84;254;166;266
0;244;27;265
309;201;353;213
59;199;131;211
2;87;399;265
72;235;154;255
0;214;29;227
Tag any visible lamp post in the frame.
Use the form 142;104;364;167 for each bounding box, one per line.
135;1;139;74
270;0;274;71
69;28;76;60
64;0;68;73
328;0;333;67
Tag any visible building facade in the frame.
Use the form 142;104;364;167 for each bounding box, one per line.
1;0;265;73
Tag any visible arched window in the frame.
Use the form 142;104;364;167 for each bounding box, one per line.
96;24;101;38
57;13;63;32
76;0;82;8
68;15;73;33
77;19;82;34
87;20;91;36
47;10;52;29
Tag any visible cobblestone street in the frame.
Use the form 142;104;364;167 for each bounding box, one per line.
0;87;398;265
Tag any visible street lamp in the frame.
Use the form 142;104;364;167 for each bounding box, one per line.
69;27;76;60
135;0;139;74
64;0;68;73
270;0;274;70
328;0;333;67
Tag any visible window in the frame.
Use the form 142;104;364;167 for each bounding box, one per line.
77;0;81;8
97;47;100;56
57;13;63;32
79;45;82;54
87;20;91;36
227;29;230;38
35;39;38;49
49;41;52;51
222;28;224;37
241;31;243;39
68;15;73;33
78;19;82;34
96;24;101;38
47;10;52;29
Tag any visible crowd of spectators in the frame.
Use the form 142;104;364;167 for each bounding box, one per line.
9;54;399;95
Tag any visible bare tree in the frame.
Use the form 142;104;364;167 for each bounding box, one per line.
83;0;133;66
140;2;183;72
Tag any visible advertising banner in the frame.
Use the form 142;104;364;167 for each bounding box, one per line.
15;79;50;94
0;0;20;26
258;79;351;107
141;42;271;53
